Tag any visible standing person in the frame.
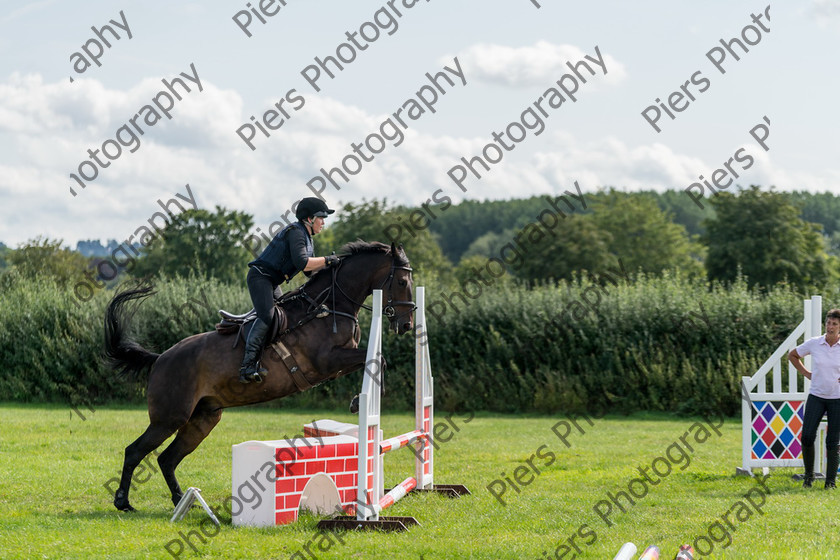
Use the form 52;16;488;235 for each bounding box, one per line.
789;308;840;488
239;197;338;384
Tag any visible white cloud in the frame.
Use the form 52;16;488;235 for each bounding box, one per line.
808;0;840;28
0;71;824;247
444;41;627;88
813;0;840;17
441;132;703;199
0;0;59;26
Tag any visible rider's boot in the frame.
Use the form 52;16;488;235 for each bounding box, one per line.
239;318;270;384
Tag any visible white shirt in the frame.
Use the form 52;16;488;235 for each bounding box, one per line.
797;335;840;399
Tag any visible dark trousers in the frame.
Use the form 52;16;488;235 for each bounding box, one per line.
246;267;282;325
801;393;840;479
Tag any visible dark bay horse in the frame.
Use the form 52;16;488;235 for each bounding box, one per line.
104;241;414;512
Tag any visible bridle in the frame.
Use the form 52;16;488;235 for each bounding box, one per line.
331;251;416;326
278;250;416;337
379;259;416;324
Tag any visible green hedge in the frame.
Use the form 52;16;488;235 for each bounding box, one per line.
0;275;250;406
419;273;806;416
0;272;823;415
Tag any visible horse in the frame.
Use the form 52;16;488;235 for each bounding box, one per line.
104;241;414;513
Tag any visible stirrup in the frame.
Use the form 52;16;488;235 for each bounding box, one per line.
238;370;262;384
239;363;267;384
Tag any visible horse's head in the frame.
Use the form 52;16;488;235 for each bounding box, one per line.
329;240;415;334
381;242;414;335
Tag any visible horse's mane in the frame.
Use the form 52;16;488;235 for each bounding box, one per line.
296;240;408;289
337;240;409;267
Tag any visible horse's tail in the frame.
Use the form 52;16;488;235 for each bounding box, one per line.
103;285;160;381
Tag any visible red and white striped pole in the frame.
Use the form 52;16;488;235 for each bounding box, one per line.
345;477;417;517
380;430;426;454
375;477;417;514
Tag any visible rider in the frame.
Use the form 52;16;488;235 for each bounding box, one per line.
239;197;339;384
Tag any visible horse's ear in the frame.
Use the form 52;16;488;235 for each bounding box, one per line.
390;241;397;254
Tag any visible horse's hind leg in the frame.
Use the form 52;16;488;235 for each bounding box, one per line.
157;405;224;507
114;423;178;512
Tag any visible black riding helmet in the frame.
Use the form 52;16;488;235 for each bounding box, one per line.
295;197;335;221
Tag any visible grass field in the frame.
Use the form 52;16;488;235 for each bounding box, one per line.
0;403;838;559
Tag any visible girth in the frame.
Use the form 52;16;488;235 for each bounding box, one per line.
269;339;312;392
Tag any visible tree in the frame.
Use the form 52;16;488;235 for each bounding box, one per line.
453;254;517;289
0;242;9;272
514;214;618;283
704;186;837;291
131;206;254;285
321;199;452;286
588;189;704;276
649;188;712;237
4;237;89;287
790;191;840;237
829;231;840;258
428;196;579;262
462;230;517;260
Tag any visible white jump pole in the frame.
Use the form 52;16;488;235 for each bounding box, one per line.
355;290;383;521
348;286;464;527
415;286;434;490
355;287;436;521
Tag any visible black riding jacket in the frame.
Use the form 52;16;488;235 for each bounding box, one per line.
248;221;313;285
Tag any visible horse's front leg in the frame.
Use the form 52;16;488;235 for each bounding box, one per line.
321;347;386;413
348;354;387;413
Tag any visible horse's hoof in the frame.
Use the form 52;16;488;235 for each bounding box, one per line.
172;493;183;507
349;394;359;414
114;489;136;512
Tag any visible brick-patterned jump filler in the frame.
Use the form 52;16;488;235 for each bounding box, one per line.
230;287;469;530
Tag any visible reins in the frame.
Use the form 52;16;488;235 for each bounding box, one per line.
329;253;416;325
276;248;415;338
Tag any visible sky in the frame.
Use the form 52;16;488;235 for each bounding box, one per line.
0;0;838;248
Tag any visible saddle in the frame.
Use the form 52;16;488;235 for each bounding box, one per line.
215;306;288;347
215;305;314;391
